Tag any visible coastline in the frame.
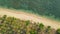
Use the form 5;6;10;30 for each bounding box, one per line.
0;8;60;30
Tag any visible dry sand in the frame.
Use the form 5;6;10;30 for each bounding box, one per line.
0;8;60;30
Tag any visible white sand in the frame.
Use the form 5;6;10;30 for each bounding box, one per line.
0;8;60;30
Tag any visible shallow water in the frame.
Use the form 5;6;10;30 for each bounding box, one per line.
0;0;60;19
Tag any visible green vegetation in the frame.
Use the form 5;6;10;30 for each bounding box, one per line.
56;28;60;34
0;15;60;34
0;0;60;20
45;26;51;34
1;15;7;23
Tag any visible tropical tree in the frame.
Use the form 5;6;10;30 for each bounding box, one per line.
39;23;44;30
1;15;7;23
38;23;44;34
56;28;60;34
45;26;51;34
30;29;37;34
25;20;30;26
25;20;30;34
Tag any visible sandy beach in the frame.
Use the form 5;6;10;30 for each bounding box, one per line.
0;8;60;30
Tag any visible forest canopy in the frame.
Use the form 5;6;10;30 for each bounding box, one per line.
0;15;60;34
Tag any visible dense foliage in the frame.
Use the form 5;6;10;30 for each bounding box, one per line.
0;0;60;19
56;29;60;34
0;15;60;34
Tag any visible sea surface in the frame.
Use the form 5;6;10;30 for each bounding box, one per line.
0;0;60;20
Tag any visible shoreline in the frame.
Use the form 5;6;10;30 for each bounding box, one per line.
0;8;60;30
0;7;60;22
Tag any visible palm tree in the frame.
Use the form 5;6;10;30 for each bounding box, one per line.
1;15;7;23
25;20;30;34
30;30;37;34
56;28;60;34
39;23;44;30
38;23;44;34
25;20;30;26
10;17;15;23
6;17;16;24
45;26;51;34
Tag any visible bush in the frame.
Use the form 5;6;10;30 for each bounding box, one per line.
56;28;60;34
